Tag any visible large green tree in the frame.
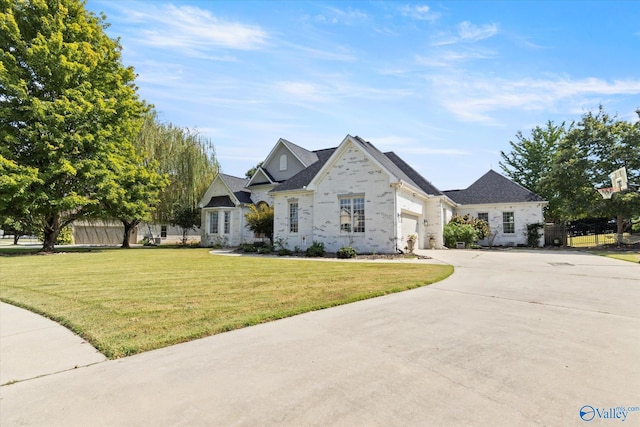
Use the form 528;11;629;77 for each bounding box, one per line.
545;108;640;235
1;0;147;251
0;155;40;243
100;141;167;248
137;111;218;227
500;121;567;221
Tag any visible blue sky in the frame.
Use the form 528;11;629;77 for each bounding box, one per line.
89;1;640;190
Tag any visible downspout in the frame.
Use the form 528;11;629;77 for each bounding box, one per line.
392;182;399;253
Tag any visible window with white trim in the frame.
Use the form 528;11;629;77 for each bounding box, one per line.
502;212;515;234
289;202;298;233
209;212;219;234
223;211;231;234
280;154;287;171
339;196;365;233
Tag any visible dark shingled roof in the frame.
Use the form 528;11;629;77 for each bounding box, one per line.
204;195;235;208
247;167;276;186
352;136;423;191
384;152;443;196
270;136;446;196
443;170;544;204
270;148;336;193
219;173;252;204
280;138;319;166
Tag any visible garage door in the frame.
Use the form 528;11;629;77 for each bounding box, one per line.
401;213;419;244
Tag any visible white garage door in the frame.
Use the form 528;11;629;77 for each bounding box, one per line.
401;213;419;243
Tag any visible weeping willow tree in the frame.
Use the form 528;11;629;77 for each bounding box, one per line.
137;111;219;235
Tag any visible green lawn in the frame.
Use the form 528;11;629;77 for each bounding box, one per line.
591;251;640;263
0;248;453;358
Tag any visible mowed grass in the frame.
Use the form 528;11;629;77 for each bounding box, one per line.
0;248;453;358
591;251;640;263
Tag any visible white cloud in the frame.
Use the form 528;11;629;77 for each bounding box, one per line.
118;4;268;56
315;6;368;25
429;74;640;124
415;48;495;67
458;21;498;42
433;21;498;46
276;81;331;103
400;5;439;22
285;43;357;62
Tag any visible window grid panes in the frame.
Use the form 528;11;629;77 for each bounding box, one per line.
223;211;231;234
502;212;515;234
477;212;489;223
289;202;298;233
339;197;365;233
209;212;218;234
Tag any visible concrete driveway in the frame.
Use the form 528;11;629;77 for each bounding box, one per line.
1;249;639;426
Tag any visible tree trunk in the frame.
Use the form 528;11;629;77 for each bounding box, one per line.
13;234;19;245
121;220;138;248
42;215;60;252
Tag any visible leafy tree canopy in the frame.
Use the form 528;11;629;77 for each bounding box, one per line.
245;203;274;244
501;106;640;232
1;0;148;251
137;111;219;225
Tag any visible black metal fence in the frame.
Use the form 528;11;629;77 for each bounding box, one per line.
545;218;637;248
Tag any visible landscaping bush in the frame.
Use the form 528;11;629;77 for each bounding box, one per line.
239;243;258;253
443;222;478;248
336;246;357;259
526;223;544;247
277;248;293;256
305;241;325;257
257;245;274;254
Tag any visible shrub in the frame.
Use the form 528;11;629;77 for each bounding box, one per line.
336;246;357;259
449;214;489;240
305;241;325;257
257;245;273;254
526;223;544;247
277;248;293;256
443;222;478;248
239;243;258;253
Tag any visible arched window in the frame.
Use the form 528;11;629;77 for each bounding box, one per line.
279;154;287;171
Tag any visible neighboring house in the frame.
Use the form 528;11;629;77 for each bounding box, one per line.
199;135;546;252
72;221;200;245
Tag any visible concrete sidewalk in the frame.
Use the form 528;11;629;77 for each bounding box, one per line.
1;249;639;426
0;302;106;385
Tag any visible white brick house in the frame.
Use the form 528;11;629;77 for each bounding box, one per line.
199;135;546;252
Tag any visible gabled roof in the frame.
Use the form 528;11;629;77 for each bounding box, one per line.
352;136;441;196
219;173;252;204
443;170;544;204
271;135;444;196
247;167;275;186
280;138;319;167
270;148;336;193
383;152;443;196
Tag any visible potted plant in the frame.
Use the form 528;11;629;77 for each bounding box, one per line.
406;234;417;253
428;233;436;249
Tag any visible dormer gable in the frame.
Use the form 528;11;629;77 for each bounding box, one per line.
198;173;251;208
259;138;319;182
247;166;275;187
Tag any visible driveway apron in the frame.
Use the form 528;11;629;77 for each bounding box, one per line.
1;250;638;426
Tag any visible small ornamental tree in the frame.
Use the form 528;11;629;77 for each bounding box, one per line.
245;204;274;244
171;205;201;245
